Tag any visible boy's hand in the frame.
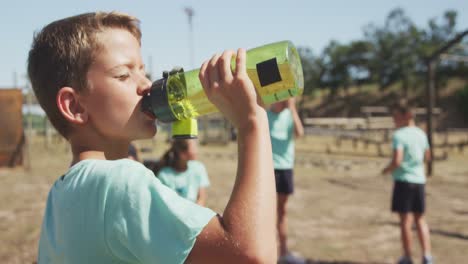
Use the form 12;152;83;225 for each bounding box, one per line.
199;49;264;130
381;167;391;175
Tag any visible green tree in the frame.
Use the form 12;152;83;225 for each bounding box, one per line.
298;47;325;96
346;40;374;90
321;40;352;99
297;7;464;105
419;10;460;101
364;7;423;97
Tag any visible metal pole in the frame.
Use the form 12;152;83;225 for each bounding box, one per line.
184;7;195;68
426;60;436;176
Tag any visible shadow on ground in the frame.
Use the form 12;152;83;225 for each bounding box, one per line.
453;209;468;215
379;221;468;241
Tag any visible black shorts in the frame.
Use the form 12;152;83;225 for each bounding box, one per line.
391;181;425;213
275;169;294;195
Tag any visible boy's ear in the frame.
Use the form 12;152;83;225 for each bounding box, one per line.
57;87;88;125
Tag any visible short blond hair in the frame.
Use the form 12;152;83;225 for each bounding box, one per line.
27;12;142;138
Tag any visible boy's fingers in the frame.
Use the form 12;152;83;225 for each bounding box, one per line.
235;48;246;77
219;50;234;84
208;53;221;89
199;61;210;92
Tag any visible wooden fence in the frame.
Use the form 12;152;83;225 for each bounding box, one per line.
302;106;466;158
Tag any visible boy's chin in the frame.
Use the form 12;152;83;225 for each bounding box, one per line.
135;127;157;140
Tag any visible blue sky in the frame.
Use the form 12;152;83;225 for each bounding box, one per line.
1;0;467;87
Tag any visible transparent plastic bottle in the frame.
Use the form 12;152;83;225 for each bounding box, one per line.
141;40;304;137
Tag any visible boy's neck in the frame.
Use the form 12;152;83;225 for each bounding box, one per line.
398;119;415;128
69;132;130;166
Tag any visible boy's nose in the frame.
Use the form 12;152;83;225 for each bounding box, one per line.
137;75;152;96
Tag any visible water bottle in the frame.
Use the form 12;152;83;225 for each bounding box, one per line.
142;40;304;138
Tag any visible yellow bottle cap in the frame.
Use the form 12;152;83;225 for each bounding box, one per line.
171;118;198;139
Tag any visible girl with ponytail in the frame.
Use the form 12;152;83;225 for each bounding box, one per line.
155;139;210;206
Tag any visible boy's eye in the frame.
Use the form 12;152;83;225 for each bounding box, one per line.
116;73;130;80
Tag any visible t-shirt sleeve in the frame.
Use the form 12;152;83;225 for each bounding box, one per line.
104;162;216;264
195;162;210;188
392;133;404;150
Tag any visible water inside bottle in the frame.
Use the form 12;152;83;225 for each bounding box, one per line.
164;41;304;121
166;60;302;121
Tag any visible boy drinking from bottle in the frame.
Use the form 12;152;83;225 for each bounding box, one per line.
29;11;276;264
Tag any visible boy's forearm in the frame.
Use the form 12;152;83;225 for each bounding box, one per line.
383;161;399;174
383;149;403;175
383;164;394;173
222;112;277;259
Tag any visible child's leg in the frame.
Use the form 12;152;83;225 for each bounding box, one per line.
415;213;432;256
399;213;414;257
277;194;289;256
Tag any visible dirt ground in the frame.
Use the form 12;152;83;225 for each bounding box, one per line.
1;134;467;264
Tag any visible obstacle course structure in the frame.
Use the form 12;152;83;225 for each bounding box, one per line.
0;89;24;167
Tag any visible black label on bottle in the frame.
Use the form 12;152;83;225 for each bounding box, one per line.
256;58;282;87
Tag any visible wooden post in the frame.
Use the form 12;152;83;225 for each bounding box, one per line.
426;61;436;176
424;30;468;177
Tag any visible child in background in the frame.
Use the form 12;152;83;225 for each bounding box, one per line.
382;102;433;264
154;139;210;206
267;97;305;264
29;11;276;263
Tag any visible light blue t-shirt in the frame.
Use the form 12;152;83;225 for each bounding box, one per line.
267;109;295;169
38;159;216;264
157;160;210;202
392;126;430;184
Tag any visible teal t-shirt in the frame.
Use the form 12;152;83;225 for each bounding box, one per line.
38;159;216;264
392;126;430;184
157;160;210;202
267;109;295;169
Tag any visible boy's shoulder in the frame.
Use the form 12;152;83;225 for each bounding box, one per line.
394;126;425;136
69;159;155;186
393;127;428;147
76;158;148;171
